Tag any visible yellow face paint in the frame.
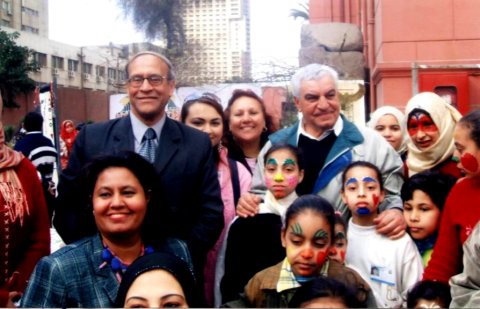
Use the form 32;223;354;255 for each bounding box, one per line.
274;172;284;182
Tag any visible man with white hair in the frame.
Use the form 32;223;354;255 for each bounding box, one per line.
237;63;406;236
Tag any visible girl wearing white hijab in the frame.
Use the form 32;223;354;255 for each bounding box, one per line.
367;106;408;159
404;92;463;178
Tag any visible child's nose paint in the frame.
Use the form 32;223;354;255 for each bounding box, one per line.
301;248;313;259
274;173;284;182
461;153;479;173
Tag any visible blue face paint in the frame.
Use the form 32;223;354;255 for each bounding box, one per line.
356;208;371;215
362;176;377;183
345;177;358;186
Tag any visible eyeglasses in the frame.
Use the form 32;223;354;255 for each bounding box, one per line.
127;75;168;88
183;92;221;104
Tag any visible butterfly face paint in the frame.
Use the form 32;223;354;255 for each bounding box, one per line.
264;148;303;199
342;166;384;219
283;210;331;277
407;111;440;149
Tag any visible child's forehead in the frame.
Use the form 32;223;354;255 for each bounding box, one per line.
345;166;378;179
266;148;297;161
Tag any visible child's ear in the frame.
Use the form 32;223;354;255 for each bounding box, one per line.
298;170;305;184
281;227;287;248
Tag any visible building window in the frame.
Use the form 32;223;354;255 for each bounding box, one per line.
68;59;78;72
0;19;10;27
51;56;64;69
96;65;105;77
33;52;47;67
82;62;92;74
108;68;117;80
2;0;11;15
21;25;39;34
21;6;38;16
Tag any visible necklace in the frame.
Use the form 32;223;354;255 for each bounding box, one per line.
99;243;154;282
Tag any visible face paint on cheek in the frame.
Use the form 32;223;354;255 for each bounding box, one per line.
372;194;380;207
340;250;346;262
461;152;479;173
316;250;328;266
286;175;299;187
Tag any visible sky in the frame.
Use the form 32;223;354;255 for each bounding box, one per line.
48;0;305;78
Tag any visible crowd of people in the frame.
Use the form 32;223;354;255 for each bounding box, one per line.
1;50;480;308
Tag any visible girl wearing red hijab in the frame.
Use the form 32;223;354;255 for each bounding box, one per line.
60;120;77;169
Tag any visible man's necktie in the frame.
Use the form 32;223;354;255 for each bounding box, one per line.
138;128;157;163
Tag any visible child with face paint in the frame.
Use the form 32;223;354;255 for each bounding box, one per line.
423;110;480;284
219;143;304;305
328;213;348;264
224;195;374;308
400;170;456;268
404;92;463;178
342;161;423;308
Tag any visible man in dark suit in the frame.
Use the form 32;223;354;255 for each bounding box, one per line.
53;51;224;286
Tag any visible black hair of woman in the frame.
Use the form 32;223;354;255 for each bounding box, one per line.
115;252;198;307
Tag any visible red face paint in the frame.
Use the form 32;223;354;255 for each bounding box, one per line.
372;194;379;207
316;250;328;266
301;248;314;259
340;250;346;262
461;152;479;173
407;113;438;137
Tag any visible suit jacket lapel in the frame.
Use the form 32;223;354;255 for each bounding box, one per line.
157;117;181;174
112;117;135;152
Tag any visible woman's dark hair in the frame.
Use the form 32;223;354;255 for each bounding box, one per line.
284;195;335;244
289;277;364;308
84;151;163;245
407;280;451;308
341;161;384;191
115;252;198;307
401;170;456;211
263;143;304;171
458;109;480;148
224;89;274;174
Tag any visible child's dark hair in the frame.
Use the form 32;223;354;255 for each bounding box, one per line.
264;143;304;170
401;170;456;211
341;161;384;191
407;280;451;308
458;109;480;148
284;194;335;243
289;276;364;308
334;212;347;233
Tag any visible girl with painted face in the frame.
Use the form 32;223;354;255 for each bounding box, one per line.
423;110;480;284
328;213;348;265
224;195;373;308
404;92;463;178
341;161;423;308
219;143;303;305
400;170;456;267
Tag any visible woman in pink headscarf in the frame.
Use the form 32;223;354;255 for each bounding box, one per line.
60;120;78;169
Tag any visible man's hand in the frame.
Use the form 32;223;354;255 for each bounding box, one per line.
374;208;406;239
236;192;262;218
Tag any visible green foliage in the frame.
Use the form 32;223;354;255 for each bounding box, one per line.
0;28;38;108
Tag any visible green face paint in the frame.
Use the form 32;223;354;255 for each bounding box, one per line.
314;229;328;240
335;231;346;240
283;158;296;166
291;222;303;235
266;158;278;166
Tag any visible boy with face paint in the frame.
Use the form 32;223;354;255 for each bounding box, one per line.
423;110;480;285
341;161;423;308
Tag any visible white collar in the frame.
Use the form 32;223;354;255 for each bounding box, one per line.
296;115;343;142
130;112;166;144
